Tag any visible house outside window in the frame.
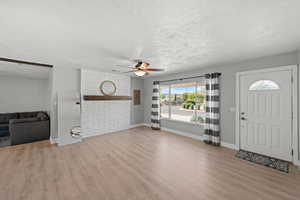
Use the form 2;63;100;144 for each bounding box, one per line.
160;81;205;124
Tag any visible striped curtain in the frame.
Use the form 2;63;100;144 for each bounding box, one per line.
204;73;221;146
151;81;161;130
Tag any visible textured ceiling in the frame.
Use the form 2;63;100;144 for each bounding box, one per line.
0;0;300;76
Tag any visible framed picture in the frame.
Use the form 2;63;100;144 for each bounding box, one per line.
133;90;141;105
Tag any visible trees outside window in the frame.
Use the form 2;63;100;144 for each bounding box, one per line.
160;81;205;124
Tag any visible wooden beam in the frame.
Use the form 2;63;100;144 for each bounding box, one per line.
83;95;132;101
0;57;53;68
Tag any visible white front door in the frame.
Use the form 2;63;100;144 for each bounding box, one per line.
239;69;293;161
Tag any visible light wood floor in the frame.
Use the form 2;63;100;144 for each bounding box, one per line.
1;126;300;200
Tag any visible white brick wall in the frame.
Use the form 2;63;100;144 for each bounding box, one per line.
81;70;131;137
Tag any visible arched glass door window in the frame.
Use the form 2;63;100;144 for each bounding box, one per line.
249;80;280;91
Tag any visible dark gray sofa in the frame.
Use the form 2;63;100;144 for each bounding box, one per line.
0;113;17;137
0;111;50;145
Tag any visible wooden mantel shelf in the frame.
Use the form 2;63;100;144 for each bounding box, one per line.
83;95;132;101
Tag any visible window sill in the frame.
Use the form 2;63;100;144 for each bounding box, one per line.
161;118;204;126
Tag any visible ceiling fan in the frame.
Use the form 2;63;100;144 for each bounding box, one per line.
97;47;164;76
119;60;164;77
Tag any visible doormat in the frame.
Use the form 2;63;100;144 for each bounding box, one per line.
235;150;289;173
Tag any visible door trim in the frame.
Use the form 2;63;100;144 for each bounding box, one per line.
235;65;298;164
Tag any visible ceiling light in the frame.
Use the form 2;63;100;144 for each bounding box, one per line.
134;70;146;77
140;62;148;69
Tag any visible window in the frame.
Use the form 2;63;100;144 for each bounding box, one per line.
160;85;170;119
249;80;280;91
160;81;205;124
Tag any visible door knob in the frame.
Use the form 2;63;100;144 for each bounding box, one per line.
241;117;247;120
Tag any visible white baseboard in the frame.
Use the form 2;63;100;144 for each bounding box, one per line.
82;128;126;138
221;141;239;150
57;138;82;146
130;123;148;128
160;127;238;150
54;123;150;143
143;123;151;127
82;124;149;139
67;123;238;151
50;137;59;144
161;127;204;141
293;159;300;167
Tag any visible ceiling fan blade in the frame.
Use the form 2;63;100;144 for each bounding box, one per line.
122;70;136;73
144;68;164;71
130;46;144;62
115;65;134;69
136;46;143;57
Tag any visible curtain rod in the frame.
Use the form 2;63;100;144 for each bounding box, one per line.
157;73;221;83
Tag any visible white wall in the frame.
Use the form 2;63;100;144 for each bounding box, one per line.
130;77;144;125
298;51;300;162
143;51;300;165
50;66;81;146
81;70;131;137
50;67;142;144
144;51;299;144
0;76;50;113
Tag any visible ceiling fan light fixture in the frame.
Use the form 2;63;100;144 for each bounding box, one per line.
140;62;148;69
134;70;146;77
